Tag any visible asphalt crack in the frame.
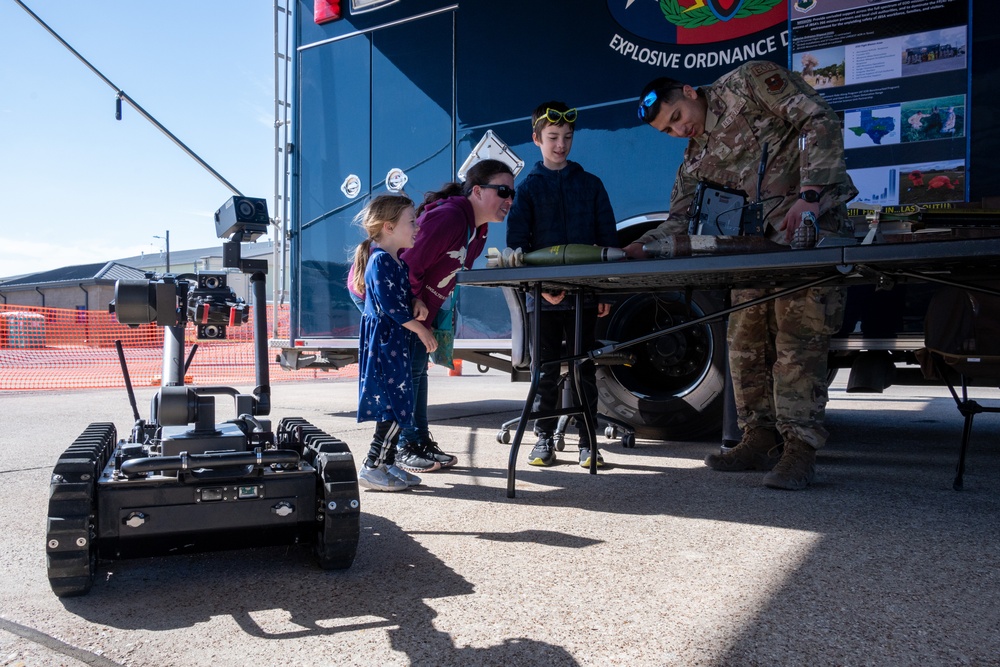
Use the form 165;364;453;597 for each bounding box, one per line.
0;617;124;666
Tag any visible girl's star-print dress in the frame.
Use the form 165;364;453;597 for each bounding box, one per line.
357;247;415;425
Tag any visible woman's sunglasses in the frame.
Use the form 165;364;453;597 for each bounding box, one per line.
538;107;578;124
480;184;515;200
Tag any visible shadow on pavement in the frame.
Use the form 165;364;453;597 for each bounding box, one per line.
62;514;580;666
43;387;1000;665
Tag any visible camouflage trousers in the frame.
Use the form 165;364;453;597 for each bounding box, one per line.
728;286;846;450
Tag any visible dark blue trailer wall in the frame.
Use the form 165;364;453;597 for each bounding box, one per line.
287;0;791;343
285;0;997;438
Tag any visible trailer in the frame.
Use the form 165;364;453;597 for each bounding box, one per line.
277;0;997;440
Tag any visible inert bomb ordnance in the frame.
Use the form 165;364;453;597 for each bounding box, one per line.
642;234;785;258
644;212;822;258
487;244;628;268
44;197;360;598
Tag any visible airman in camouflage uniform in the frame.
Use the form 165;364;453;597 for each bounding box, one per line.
628;61;858;490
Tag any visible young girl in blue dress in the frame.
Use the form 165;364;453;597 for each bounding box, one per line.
350;194;438;491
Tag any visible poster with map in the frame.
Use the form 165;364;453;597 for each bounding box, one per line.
790;0;969;207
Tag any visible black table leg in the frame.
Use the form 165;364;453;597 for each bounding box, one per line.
507;287;603;496
569;291;598;474
507;282;543;498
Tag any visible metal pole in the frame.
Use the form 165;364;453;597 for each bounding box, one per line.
162;325;185;386
251;271;271;416
154;232;171;272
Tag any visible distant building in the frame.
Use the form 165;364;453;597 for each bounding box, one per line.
0;262;146;311
0;241;279;311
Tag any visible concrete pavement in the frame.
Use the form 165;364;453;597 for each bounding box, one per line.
1;369;999;666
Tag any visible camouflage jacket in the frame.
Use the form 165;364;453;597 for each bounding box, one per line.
638;61;858;246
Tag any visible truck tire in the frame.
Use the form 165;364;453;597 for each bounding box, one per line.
595;290;726;441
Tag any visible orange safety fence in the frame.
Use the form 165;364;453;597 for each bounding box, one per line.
0;304;357;390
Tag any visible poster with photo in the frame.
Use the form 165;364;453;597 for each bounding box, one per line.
900;95;965;143
898;159;966;206
843;105;901;149
790;0;969;207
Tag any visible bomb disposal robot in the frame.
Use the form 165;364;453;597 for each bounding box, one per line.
44;197;360;597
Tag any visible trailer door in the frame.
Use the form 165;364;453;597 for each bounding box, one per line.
294;9;455;339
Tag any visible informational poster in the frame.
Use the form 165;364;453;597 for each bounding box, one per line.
789;0;969;206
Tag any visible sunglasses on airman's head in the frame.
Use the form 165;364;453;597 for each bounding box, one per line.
480;184;515;200
537;107;578;124
637;90;661;122
637;85;683;122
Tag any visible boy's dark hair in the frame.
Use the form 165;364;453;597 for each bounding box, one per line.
531;100;574;136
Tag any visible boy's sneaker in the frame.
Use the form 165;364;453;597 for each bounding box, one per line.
359;464;410;492
527;437;556;466
421;440;458;468
396;445;442;473
578;447;605;468
384;464;421;487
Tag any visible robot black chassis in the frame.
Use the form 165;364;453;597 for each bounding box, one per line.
44;197;361;597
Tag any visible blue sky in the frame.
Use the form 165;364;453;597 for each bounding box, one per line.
0;1;276;277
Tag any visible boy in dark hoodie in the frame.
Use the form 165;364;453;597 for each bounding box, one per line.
506;101;618;468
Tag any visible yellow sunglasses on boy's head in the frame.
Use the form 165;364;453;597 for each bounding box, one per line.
537;107;577;124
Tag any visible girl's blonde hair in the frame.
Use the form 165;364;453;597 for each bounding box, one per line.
350;194;414;297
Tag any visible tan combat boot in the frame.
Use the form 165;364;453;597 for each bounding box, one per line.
763;439;817;490
704;428;781;471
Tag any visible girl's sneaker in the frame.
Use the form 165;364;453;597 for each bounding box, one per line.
422;440;458;468
396;445;442;473
359;463;410;491
384;464;422;487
